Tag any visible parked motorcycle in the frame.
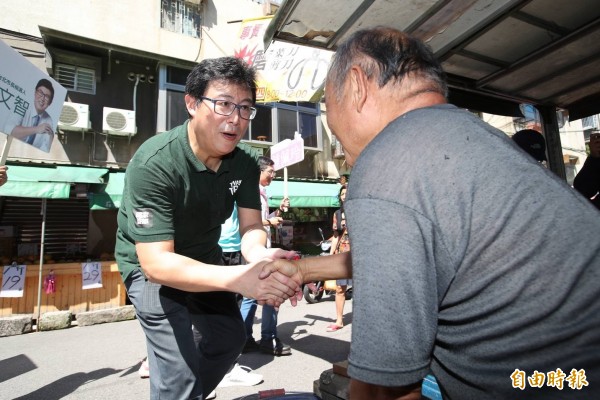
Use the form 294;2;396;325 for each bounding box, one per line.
302;228;352;304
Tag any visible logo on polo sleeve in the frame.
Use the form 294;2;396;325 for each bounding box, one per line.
134;209;153;228
229;180;242;195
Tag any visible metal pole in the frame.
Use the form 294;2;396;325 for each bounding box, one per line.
539;105;567;181
283;166;288;212
0;135;13;165
35;198;47;332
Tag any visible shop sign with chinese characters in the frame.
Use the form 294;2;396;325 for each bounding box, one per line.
234;16;333;103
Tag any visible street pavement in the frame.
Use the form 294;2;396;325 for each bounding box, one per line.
0;292;352;400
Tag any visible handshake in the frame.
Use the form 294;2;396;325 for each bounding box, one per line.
242;252;305;309
238;249;350;308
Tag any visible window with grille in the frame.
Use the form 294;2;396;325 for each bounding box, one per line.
161;0;201;38
55;63;96;94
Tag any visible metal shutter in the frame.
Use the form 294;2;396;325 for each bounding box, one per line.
0;197;89;262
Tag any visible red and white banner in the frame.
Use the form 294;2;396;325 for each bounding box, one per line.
234;16;333;103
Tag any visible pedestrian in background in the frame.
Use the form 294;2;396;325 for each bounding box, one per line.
326;184;351;332
240;156;292;356
511;128;547;164
574;128;600;210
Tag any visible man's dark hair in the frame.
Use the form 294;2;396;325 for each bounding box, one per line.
36;78;55;103
258;155;274;171
338;184;347;203
327;26;447;102
185;57;257;103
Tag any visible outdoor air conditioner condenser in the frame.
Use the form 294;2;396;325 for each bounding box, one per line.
58;101;91;132
102;107;137;136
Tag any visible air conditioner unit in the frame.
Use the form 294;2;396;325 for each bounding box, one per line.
102;107;137;136
58;101;90;131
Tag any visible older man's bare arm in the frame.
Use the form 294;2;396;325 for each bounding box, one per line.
350;379;423;400
259;252;352;293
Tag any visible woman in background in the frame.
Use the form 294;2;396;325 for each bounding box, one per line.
326;184;351;332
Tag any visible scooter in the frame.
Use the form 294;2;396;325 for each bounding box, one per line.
302;228;353;304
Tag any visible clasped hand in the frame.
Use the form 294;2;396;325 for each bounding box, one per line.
239;260;299;308
256;258;304;308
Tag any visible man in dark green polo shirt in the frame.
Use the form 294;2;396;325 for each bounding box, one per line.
115;57;299;400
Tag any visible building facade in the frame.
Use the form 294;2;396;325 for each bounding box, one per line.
1;0;344;179
0;0;345;266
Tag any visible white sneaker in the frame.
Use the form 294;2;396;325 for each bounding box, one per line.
205;389;216;399
138;359;149;379
217;364;263;388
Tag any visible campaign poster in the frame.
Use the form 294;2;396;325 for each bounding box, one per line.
0;39;67;155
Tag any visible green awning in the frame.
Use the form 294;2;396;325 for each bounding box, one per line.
0;181;71;199
88;175;340;210
0;165;109;199
89;171;125;210
267;180;341;208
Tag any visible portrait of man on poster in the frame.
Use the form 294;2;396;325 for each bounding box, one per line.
3;78;56;153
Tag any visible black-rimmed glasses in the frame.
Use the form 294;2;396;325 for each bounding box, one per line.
36;88;52;102
199;96;257;120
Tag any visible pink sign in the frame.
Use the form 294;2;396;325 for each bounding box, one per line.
270;133;304;170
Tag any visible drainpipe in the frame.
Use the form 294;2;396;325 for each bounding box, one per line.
133;74;140;114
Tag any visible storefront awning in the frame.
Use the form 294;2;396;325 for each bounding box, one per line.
0;165;109;199
267;180;341;208
263;0;600;120
0;181;70;199
89;171;125;210
87;175;341;210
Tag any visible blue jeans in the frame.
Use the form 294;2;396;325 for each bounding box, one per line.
240;296;278;340
124;269;244;400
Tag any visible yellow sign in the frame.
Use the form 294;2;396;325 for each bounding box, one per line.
234;16;333;103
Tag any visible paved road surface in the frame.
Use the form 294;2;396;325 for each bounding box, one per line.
0;293;351;399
